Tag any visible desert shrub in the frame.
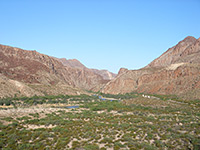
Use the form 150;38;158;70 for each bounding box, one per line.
0;99;13;106
18;143;34;149
84;144;99;150
2;117;14;122
72;141;81;149
154;140;165;148
16;116;31;121
100;137;113;143
114;142;125;149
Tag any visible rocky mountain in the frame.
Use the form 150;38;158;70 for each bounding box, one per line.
90;69;116;80
0;44;114;97
58;58;86;69
1;36;199;99
102;36;200;99
57;58;116;80
147;36;200;67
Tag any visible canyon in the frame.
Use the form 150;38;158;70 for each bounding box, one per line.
0;36;200;99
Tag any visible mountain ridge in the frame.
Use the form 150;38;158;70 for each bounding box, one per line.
57;58;116;80
147;36;199;68
0;44;115;97
0;36;200;99
102;36;200;99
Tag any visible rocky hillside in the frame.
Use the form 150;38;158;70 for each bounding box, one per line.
0;44;113;97
1;36;199;99
102;36;200;99
57;58;116;80
147;36;200;67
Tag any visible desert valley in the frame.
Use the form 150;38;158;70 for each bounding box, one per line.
0;36;200;149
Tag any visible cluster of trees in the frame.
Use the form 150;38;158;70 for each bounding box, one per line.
0;94;98;107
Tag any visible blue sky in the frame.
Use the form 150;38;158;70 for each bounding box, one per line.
0;0;200;73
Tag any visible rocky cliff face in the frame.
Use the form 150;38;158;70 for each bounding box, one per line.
102;36;200;99
0;44;112;97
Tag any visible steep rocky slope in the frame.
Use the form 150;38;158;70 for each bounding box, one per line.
101;68;153;94
147;36;200;67
102;36;200;99
0;44;111;97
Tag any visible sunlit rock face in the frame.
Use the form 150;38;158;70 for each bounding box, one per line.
0;44;115;97
102;36;200;99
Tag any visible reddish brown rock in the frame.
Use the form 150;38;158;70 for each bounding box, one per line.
102;68;153;94
102;36;200;99
58;58;86;69
0;44;113;97
147;36;197;68
117;68;128;76
57;58;116;80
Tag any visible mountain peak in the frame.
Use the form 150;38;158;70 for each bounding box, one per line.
58;58;116;80
147;36;198;68
59;58;86;69
183;36;196;42
118;68;128;75
69;59;79;61
102;36;200;99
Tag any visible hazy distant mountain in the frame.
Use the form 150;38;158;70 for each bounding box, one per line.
58;58;87;69
102;36;200;99
57;58;116;80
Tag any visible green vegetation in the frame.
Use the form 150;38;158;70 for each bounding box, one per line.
0;93;199;149
0;94;97;107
